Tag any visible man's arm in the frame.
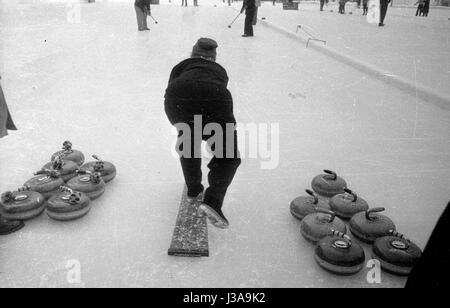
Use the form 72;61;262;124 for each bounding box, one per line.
145;0;151;14
240;0;247;13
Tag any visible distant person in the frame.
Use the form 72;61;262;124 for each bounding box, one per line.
134;0;151;31
241;0;256;37
164;38;241;229
422;0;430;17
182;0;188;6
0;80;25;235
379;0;391;26
338;0;347;14
362;0;369;15
320;0;326;11
194;0;198;6
406;202;450;288
415;0;425;16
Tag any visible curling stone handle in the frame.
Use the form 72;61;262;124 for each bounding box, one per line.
330;229;351;242
305;189;319;205
62;140;73;151
344;188;358;202
35;169;51;175
59;186;74;195
323;169;337;180
366;207;385;221
76;169;92;176
18;185;31;192
389;230;408;241
35;169;60;178
92;154;102;161
315;207;336;222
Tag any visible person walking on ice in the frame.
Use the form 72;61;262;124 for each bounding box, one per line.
241;0;256;37
164;38;241;229
134;0;151;31
362;0;369;15
379;0;391;26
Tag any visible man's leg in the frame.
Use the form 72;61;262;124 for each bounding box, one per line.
135;5;144;30
379;2;388;25
203;129;241;211
178;128;204;198
143;10;148;29
244;12;254;36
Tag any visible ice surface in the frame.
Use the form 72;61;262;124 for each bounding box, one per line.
0;0;449;288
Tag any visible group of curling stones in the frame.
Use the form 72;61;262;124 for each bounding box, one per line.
0;141;116;223
290;169;422;276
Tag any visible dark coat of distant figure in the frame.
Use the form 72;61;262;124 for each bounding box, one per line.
0;81;17;139
379;0;391;26
134;0;151;31
241;0;256;37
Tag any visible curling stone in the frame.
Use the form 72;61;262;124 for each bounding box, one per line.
349;207;396;244
311;170;347;197
66;170;106;200
0;188;45;220
329;188;369;220
80;155;116;183
290;189;329;221
42;155;78;182
300;208;347;243
46;186;91;221
24;170;65;200
315;230;366;275
372;230;422;276
51;141;85;166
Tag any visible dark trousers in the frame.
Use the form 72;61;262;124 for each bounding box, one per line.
134;5;148;30
416;5;423;16
339;3;345;13
182;0;187;6
320;0;325;11
165;82;241;210
244;10;255;36
178;128;240;210
379;1;389;24
363;4;368;15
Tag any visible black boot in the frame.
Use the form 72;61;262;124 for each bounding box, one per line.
0;215;24;235
199;204;229;229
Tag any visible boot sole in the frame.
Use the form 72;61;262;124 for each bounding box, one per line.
198;204;229;229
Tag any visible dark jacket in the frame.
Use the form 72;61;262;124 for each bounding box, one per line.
0;83;17;138
135;0;151;11
423;0;430;14
241;0;256;14
164;58;235;126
